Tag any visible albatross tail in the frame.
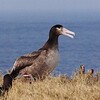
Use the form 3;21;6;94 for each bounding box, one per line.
2;74;12;91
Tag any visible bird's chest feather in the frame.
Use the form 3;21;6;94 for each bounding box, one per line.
46;49;60;68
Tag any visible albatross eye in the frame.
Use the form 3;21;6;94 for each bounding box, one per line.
56;27;62;31
56;27;63;35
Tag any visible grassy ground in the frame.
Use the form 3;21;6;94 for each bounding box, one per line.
0;68;100;100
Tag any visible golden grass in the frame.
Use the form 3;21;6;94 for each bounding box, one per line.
0;69;100;100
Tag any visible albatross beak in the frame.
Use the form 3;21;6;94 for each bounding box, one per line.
62;28;75;38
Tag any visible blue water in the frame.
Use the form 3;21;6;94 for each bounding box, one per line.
0;21;100;75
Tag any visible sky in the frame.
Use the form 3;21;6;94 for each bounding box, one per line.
0;0;99;13
0;0;100;22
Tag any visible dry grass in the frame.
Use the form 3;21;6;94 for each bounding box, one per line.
0;69;100;100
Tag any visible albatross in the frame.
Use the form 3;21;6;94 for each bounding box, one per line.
2;24;75;91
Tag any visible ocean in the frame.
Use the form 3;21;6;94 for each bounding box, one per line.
0;20;100;75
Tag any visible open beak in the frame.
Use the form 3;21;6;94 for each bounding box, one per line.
62;28;75;38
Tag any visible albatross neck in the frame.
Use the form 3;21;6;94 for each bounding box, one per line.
42;33;59;50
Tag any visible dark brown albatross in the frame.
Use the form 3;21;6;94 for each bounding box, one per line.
2;24;75;91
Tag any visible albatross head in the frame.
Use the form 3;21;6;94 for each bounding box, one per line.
50;24;75;38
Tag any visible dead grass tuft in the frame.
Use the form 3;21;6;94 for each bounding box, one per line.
0;67;100;100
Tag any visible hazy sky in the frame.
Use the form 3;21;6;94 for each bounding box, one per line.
0;0;100;22
0;0;100;13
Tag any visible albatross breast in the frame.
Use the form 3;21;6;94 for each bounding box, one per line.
45;49;60;73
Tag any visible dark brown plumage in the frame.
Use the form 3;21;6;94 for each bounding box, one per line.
2;74;12;91
2;24;75;91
